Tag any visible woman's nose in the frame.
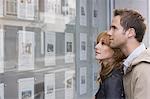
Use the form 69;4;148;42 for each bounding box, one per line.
95;44;98;49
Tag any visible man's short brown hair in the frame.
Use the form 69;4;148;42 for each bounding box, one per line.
114;9;146;42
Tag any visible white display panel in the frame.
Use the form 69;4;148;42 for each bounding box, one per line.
18;30;35;71
65;33;74;63
80;0;87;26
80;67;87;95
17;0;35;20
0;83;4;99
0;29;4;73
44;73;55;99
6;0;17;16
80;33;87;60
18;77;34;99
65;70;74;99
44;0;56;23
64;0;76;24
92;0;99;27
92;63;100;91
45;32;56;66
0;0;3;17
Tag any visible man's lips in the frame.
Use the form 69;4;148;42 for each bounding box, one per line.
109;38;113;42
109;38;113;40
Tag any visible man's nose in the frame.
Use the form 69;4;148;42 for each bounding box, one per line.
107;30;112;35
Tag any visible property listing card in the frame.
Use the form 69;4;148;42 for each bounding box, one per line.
45;32;56;66
18;30;34;71
0;83;4;99
80;33;87;60
64;0;76;24
65;33;74;63
80;0;87;26
92;0;99;27
44;73;55;99
65;70;75;99
92;63;99;90
0;29;4;73
80;67;87;95
18;77;34;99
6;0;17;16
17;0;35;20
0;0;3;17
44;0;56;23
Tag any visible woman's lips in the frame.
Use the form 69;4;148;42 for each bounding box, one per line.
95;51;101;55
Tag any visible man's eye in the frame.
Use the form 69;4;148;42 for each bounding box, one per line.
114;26;117;29
111;26;117;29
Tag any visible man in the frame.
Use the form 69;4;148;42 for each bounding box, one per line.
107;9;150;99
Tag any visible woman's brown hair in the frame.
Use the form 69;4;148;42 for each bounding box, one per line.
96;32;126;83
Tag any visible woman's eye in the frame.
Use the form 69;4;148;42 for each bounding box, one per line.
101;42;104;45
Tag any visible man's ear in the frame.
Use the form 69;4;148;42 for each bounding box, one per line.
127;28;136;38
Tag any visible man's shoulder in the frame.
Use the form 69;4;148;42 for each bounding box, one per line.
132;48;150;66
145;47;150;53
132;61;150;76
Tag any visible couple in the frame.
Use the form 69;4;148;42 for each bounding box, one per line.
94;9;150;99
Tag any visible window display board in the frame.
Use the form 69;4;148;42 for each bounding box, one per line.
0;0;108;99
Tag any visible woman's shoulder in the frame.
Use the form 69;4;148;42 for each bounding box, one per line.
103;68;124;88
105;68;124;81
112;68;124;76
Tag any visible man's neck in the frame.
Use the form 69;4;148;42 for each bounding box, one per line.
121;40;140;57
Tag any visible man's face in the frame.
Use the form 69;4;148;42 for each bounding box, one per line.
107;15;127;49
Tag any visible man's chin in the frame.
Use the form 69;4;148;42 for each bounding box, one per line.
110;44;117;48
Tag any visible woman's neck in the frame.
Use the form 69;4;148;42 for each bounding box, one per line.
102;58;114;66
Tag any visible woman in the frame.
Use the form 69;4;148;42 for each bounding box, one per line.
94;32;126;99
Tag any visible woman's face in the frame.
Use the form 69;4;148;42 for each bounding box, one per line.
95;38;114;61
